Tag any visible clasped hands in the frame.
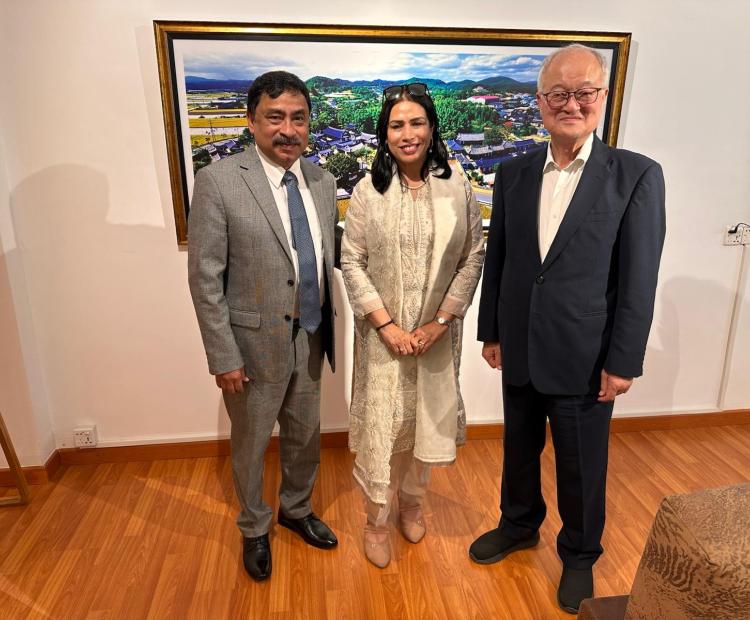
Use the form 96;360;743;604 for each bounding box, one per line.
379;321;448;357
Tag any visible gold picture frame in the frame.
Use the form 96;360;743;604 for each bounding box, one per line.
154;22;630;245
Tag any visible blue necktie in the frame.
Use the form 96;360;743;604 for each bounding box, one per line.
282;170;322;333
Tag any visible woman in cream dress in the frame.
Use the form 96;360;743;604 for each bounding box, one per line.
340;83;485;567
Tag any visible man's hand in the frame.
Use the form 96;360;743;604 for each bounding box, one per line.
482;342;502;369
598;369;633;402
215;367;251;393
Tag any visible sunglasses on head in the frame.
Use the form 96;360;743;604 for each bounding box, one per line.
382;82;430;101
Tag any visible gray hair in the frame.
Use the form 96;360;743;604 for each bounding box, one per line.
537;43;609;92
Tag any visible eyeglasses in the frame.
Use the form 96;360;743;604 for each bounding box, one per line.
541;87;605;109
383;82;430;101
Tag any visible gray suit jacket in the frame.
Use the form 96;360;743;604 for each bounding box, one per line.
188;147;337;383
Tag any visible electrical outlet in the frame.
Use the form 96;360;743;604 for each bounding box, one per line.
725;225;743;246
725;224;750;246
73;425;98;448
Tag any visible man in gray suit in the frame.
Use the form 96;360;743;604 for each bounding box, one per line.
188;71;339;581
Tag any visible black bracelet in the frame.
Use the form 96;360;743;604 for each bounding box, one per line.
375;319;393;331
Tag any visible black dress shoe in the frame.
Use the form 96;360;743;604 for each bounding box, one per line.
557;566;593;614
468;527;540;564
278;511;338;549
243;534;271;581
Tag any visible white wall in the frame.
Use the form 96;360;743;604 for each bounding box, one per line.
722;247;750;410
1;0;748;466
0;131;35;468
0;101;55;466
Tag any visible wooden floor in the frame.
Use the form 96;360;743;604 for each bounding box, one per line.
1;425;749;619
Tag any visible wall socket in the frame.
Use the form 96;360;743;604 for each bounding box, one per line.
73;425;98;448
724;224;750;246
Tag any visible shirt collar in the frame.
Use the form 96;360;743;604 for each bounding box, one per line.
544;132;594;173
255;145;305;189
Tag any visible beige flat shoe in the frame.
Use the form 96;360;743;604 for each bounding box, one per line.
364;524;391;568
399;504;426;543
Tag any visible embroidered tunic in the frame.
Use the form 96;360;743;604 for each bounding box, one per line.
341;166;485;503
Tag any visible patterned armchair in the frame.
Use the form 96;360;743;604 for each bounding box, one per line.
578;483;750;620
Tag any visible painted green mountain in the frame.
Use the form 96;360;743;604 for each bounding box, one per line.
185;75;536;93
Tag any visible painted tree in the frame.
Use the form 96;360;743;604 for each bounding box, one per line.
324;151;359;179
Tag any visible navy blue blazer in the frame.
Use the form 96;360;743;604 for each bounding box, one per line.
477;136;666;395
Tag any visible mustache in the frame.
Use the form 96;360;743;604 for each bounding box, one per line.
272;136;303;146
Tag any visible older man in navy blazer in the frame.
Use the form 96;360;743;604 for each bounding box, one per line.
469;44;666;613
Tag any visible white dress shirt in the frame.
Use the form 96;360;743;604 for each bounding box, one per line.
538;132;594;262
255;145;325;313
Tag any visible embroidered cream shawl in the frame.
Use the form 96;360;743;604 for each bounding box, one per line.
341;166;485;503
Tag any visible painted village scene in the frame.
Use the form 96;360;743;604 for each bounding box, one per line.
184;48;557;221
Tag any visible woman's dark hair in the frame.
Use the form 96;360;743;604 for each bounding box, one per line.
246;71;311;116
371;89;451;194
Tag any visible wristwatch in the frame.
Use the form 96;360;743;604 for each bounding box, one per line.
435;316;453;326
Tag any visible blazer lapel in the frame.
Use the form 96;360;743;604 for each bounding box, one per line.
301;160;332;265
301;162;326;233
238;148;293;264
511;149;546;270
541;137;612;270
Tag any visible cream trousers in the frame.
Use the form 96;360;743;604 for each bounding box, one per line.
365;451;431;527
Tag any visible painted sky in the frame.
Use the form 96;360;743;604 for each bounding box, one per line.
177;39;559;83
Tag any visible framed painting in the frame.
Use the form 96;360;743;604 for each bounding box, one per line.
154;22;630;244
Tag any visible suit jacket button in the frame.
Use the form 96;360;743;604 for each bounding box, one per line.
287;279;294;287
536;275;545;284
284;314;291;322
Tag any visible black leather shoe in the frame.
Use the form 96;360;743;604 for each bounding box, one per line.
242;534;271;581
557;566;593;614
278;512;338;549
468;527;540;564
